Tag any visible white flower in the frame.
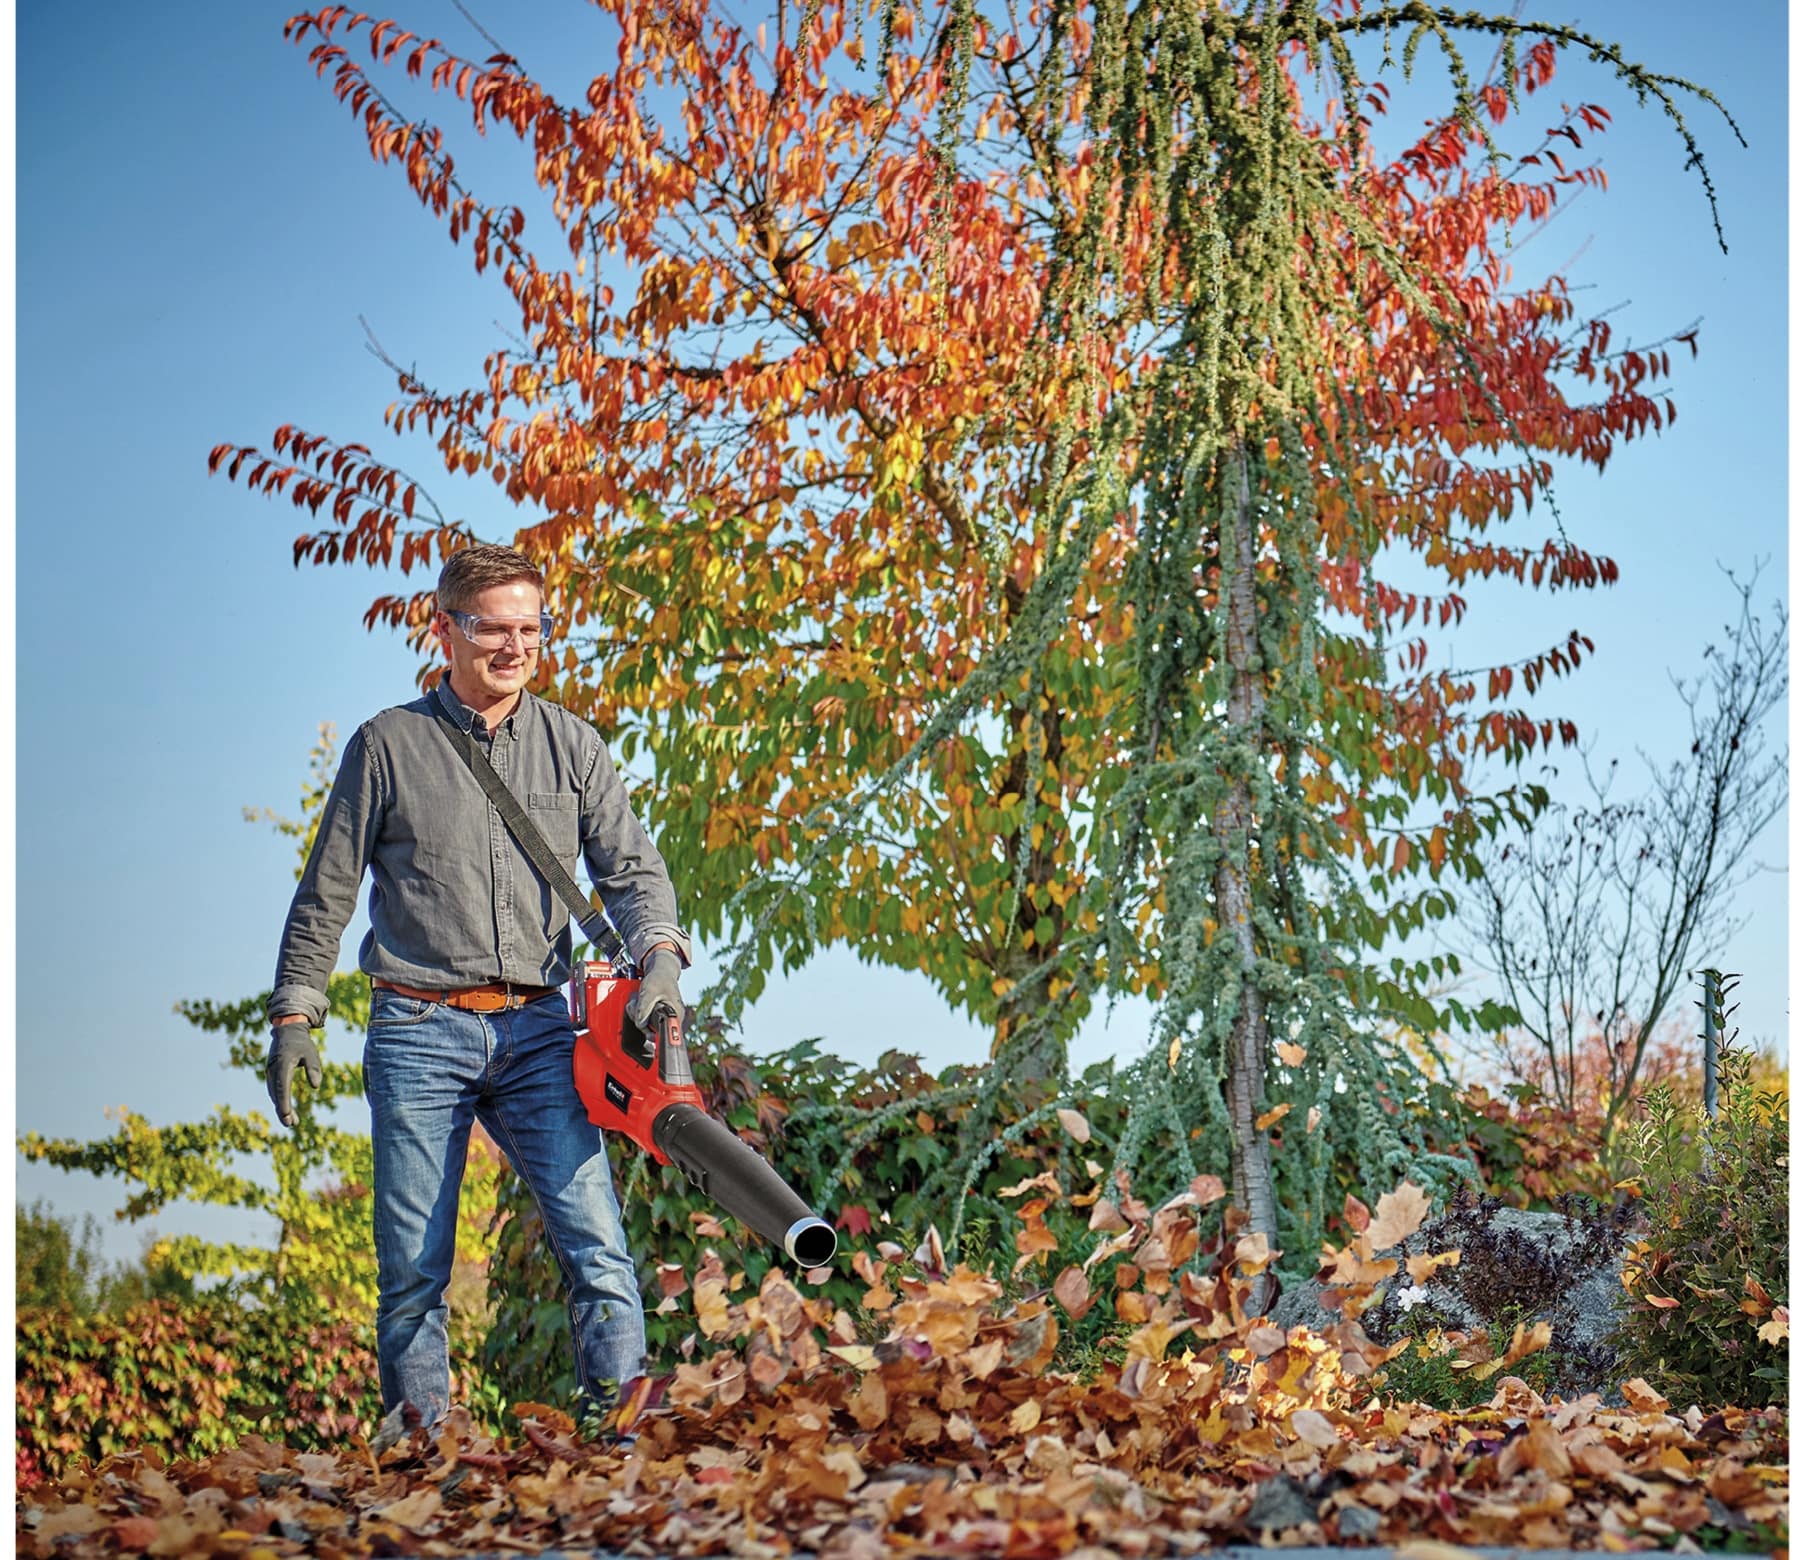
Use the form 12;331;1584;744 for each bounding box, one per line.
1396;1283;1430;1313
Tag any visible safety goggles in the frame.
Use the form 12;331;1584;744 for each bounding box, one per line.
445;609;555;650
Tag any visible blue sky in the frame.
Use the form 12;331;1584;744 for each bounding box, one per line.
13;1;1788;1268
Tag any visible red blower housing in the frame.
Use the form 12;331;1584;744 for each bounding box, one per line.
569;960;838;1268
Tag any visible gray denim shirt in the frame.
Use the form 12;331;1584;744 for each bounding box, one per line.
268;678;690;1027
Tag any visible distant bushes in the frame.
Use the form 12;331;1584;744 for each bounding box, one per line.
15;1299;495;1492
1614;1046;1789;1409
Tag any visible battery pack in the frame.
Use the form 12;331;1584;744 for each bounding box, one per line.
571;958;705;1165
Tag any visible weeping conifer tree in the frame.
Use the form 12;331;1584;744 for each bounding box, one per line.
748;0;1739;1279
462;2;1736;1321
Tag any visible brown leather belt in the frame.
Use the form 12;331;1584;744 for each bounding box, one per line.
373;978;561;1013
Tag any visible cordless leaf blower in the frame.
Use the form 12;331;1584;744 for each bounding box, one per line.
570;959;838;1269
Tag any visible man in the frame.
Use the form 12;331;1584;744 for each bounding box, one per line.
265;542;689;1427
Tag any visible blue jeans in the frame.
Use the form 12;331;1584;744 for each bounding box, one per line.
362;988;646;1422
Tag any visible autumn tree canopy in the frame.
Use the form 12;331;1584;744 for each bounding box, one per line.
214;0;1736;1261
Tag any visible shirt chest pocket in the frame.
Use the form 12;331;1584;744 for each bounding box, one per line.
527;792;580;862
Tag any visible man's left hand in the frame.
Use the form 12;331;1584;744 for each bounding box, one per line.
625;947;685;1037
266;1023;324;1129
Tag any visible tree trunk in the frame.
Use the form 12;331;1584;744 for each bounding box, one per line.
1214;440;1279;1284
989;698;1068;1090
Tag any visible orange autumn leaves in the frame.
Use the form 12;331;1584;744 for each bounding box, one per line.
208;4;1700;1046
19;1171;1789;1557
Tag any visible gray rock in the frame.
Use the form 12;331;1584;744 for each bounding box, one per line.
1242;1473;1319;1534
1333;1503;1383;1543
1268;1202;1640;1404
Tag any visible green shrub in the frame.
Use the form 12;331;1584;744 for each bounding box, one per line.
1375;1299;1561;1412
15;1298;502;1492
483;1039;1140;1404
1611;1045;1788;1409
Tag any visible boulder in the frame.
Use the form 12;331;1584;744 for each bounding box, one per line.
1269;1195;1643;1404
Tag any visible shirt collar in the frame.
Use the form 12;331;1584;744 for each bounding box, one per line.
432;676;529;737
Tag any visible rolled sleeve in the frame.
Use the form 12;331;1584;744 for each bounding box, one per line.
267;725;386;1027
579;739;692;968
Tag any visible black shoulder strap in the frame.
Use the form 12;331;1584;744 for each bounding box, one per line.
431;704;629;965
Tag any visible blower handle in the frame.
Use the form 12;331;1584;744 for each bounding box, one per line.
651;1005;695;1090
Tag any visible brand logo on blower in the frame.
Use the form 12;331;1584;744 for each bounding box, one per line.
604;1075;632;1112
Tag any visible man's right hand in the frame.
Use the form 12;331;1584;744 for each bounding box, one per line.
267;1021;324;1129
624;947;685;1038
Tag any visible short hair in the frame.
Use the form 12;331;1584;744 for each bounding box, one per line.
435;543;544;614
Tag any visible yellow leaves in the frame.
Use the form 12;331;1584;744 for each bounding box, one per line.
1366;1179;1432;1252
1450;1319;1552;1381
1122;1315;1193;1362
890;1265;1001;1355
1619;1377;1670;1412
1234;1231;1276;1275
1245;1324;1287;1358
692;1258;734;1339
1289;1408;1341;1449
1254;1102;1293;1131
1011;1197;1060;1274
372;1486;443;1527
1316;1243;1398;1293
783;1446;862;1502
1757;1305;1788;1345
1740;1273;1775;1316
1275;1040;1307;1065
1188;1174;1227;1207
1087;1198;1128;1233
1405;1249;1460;1285
1052;1265;1094;1319
847;1368;888;1430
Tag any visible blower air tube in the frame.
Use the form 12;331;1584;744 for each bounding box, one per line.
651;1103;839;1269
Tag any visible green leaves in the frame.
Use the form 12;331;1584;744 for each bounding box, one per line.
14;1296;504;1489
1612;1047;1789;1409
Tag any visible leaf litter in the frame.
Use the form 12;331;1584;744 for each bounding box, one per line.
18;1179;1788;1557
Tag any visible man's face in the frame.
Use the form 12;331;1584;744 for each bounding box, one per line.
435;579;545;709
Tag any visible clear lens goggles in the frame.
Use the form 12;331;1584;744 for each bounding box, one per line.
447;609;554;650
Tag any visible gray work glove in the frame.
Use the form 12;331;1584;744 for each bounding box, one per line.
624;948;685;1039
266;1023;324;1128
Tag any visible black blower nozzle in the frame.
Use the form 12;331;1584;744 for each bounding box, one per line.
652;1103;839;1268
